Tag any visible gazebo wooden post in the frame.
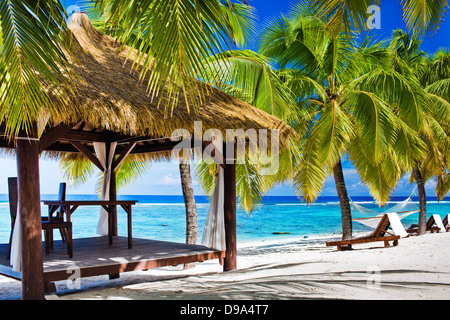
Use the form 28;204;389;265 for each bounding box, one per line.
110;170;118;236
16;125;45;300
108;166;121;280
223;142;237;272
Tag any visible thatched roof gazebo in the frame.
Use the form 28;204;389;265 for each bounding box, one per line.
0;12;294;300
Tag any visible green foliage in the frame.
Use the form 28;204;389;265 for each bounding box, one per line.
201;50;298;122
257;3;437;204
311;0;449;37
58;0;449;210
0;0;75;137
90;0;256;114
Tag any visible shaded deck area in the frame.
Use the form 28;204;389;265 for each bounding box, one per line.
0;237;224;285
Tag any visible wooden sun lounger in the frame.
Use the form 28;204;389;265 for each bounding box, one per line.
326;214;400;251
406;215;443;234
443;215;449;232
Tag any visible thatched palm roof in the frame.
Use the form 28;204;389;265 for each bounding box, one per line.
0;12;295;160
50;12;294;145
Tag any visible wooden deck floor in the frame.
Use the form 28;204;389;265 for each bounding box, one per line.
0;236;225;283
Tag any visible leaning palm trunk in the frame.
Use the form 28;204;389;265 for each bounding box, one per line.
179;162;198;269
413;167;427;235
333;160;352;240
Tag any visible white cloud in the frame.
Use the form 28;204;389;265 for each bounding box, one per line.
343;168;358;176
425;178;438;190
350;181;363;190
156;174;181;186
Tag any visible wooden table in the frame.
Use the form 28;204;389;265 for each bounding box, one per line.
43;200;137;249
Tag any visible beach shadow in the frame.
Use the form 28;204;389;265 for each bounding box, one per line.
55;257;450;300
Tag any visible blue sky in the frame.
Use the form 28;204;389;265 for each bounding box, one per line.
0;1;448;198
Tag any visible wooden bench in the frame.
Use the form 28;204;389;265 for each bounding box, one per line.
406;215;443;234
326;214;401;251
326;235;400;251
442;214;449;232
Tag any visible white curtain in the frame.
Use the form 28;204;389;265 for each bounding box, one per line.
201;142;226;251
10;115;50;272
93;142;117;235
10;209;21;272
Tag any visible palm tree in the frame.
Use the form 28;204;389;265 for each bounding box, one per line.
414;51;450;234
179;160;197;269
311;0;449;37
421;50;450;202
256;3;427;240
387;30;430;234
195;3;445;244
385;30;450;234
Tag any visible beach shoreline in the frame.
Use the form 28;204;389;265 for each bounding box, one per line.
1;231;449;300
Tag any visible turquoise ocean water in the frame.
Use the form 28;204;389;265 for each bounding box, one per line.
0;194;449;244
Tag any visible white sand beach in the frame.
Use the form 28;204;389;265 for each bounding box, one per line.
1;232;449;300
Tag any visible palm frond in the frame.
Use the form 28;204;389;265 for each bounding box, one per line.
0;0;75;137
436;171;450;200
115;155;151;193
348;138;400;203
193;157;218;198
426;78;450;105
258;9;324;75
93;0;254;114
202;50;298;122
194;155;269;213
59;153;95;187
218;0;256;47
400;0;449;36
345;90;398;163
293;135;328;203
310;0;449;36
310;0;379;37
293;100;353;203
236;156;268;213
351;68;427;131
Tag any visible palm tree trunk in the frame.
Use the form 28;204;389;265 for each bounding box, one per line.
333;160;352;241
413;167;427;235
179;162;197;269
